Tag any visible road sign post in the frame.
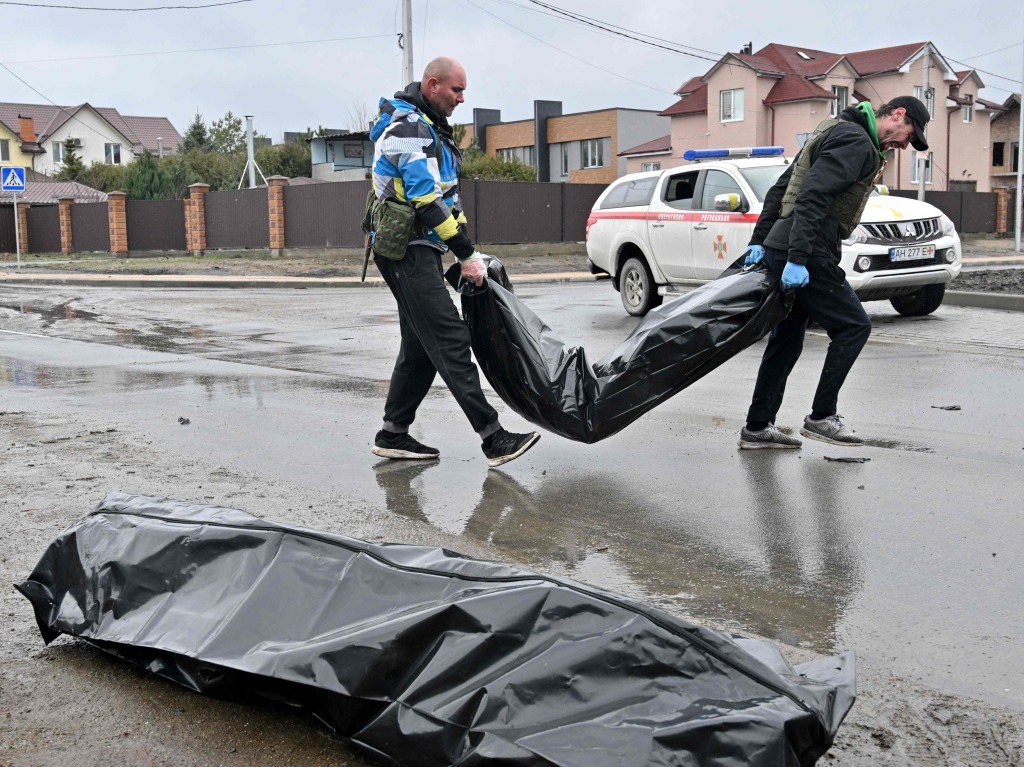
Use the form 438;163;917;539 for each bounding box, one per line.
2;167;27;268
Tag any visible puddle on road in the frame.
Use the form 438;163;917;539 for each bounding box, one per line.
0;300;101;327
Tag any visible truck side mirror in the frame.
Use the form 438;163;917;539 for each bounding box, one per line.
714;193;742;212
874;184;889;195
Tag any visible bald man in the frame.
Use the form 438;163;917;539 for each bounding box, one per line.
368;57;540;468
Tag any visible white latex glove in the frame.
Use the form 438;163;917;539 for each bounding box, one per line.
461;255;487;287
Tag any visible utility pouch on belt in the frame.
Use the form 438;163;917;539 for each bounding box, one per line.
370;197;417;261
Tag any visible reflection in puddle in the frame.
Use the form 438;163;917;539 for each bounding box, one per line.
371;458;863;655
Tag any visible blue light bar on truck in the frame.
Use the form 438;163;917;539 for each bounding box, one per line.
683;147;785;161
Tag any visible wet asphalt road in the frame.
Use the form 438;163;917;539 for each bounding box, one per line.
1;280;1023;725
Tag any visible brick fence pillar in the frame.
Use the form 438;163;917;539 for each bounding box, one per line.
107;191;128;256
186;183;210;255
58;196;75;254
15;201;30;253
267;176;289;255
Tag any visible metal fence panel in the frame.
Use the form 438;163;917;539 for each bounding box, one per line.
0;205;16;253
476;181;561;244
960;192;997;233
71;202;110;252
564;184;606;241
126;199;187;251
205;188;269;249
25;205;62;253
283;181;369;248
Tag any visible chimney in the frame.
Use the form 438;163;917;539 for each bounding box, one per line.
18;115;35;144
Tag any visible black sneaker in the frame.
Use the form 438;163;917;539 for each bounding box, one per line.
800;414;864;446
371;430;440;460
738;423;802;449
482;429;540;468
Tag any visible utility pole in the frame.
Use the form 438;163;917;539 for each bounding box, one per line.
918;46;930;201
402;0;414;86
1016;16;1023;252
245;115;257;189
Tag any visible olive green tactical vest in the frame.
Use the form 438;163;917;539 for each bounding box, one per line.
779;117;884;239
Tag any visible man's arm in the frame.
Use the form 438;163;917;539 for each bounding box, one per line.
379;118;475;260
786;127;874;265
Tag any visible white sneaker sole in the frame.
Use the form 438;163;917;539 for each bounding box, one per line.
371;446;439;460
486;433;541;468
737;439;801;450
799;428;864;447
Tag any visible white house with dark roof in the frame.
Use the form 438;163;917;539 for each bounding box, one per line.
619;41;1004;192
0;101;182;177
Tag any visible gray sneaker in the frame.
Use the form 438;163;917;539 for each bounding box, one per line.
800;414;864;446
738;424;802;449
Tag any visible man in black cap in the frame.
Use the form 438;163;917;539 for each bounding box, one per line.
737;96;929;449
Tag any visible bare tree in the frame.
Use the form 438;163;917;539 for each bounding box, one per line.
347;102;374;133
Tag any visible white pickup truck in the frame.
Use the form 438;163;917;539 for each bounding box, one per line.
585;148;962;316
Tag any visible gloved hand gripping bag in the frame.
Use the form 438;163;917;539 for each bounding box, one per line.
447;257;792;443
18;493;855;767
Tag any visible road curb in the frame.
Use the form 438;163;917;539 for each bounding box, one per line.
944;290;1024;312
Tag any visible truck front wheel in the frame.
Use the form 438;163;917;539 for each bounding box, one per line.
890;284;946;316
620;257;663;316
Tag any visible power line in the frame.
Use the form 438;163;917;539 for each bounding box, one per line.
946;56;1023;87
2;33;393;65
957;41;1023;62
0;0;250;9
462;0;670;94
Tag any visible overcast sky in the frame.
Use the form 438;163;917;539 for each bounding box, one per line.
2;0;1021;143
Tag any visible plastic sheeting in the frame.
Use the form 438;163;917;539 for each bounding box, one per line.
446;257;792;443
18;493;855;767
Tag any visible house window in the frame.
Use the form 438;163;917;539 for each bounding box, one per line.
911;150;933;184
582;138;605;169
913;85;935;118
831;85;849;117
498;146;534;167
105;143;121;164
52;141;65;163
0;139;9;162
993;142;1005;167
1014;143;1020;174
720;88;744;122
560;143;569;176
962;104;973;123
641;161;661;172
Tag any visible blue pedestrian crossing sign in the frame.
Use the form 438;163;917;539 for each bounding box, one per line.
2;167;26;191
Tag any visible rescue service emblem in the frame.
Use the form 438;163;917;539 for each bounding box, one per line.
714;234;728;260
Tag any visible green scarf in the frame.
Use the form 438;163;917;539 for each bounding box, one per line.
855;101;884;158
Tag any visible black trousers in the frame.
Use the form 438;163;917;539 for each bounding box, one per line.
375;245;499;434
746;247;871;426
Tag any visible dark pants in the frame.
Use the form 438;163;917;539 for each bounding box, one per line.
375;245;499;435
746;247;871;427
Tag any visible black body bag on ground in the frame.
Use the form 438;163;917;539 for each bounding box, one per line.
446;257;792;443
18;493;854;767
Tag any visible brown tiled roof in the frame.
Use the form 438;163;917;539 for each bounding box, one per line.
618;134;671;157
659;82;707;116
0;180;107;205
745;44;846;78
674;76;704;95
765;74;834;104
844;42;926;76
122;115;183;155
0;101;180;155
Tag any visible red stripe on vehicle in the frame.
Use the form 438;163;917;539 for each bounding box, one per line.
588;210;759;224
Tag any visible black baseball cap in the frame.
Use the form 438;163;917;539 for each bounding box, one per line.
886;95;930;151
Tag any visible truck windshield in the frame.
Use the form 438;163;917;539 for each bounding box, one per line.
739;165;788;203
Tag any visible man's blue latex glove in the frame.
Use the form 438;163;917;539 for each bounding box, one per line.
742;244;765;267
781;261;810;290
